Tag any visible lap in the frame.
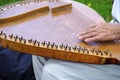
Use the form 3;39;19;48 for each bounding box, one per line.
42;59;120;80
32;56;120;80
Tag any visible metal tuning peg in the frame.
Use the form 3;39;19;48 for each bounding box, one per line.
3;33;7;39
41;41;46;46
68;47;71;52
54;45;58;49
19;37;23;42
23;39;26;44
95;49;99;55
59;44;64;49
24;2;27;5
33;40;37;45
20;2;23;5
27;1;30;4
51;42;55;48
48;41;51;45
28;39;33;43
94;49;103;56
82;47;86;53
99;50;103;56
64;44;68;49
46;41;51;48
10;5;13;8
7;6;10;9
0;31;3;35
34;0;36;3
0;8;4;12
77;47;81;52
72;45;77;51
14;35;18;41
13;4;16;7
104;49;109;56
9;34;13;39
86;49;89;54
64;44;69;51
90;48;95;54
79;47;88;54
77;46;82;53
109;52;112;57
37;41;40;46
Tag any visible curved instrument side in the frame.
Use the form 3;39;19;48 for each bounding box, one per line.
0;0;120;64
0;32;118;64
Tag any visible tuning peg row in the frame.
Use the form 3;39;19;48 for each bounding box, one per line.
0;31;113;57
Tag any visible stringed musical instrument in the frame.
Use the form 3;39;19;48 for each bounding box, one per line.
0;0;120;64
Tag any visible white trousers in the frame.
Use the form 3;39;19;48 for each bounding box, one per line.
32;56;120;80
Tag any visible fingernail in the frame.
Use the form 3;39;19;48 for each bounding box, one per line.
76;34;80;37
85;39;91;42
78;36;82;39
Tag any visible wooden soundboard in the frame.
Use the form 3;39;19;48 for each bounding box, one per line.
0;0;120;64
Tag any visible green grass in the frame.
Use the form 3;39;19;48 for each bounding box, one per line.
0;0;20;6
0;0;113;22
74;0;113;22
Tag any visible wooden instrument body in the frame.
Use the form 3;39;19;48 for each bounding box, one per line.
0;0;120;64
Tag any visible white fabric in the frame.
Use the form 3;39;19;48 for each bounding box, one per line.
112;0;120;23
42;59;120;80
33;56;120;80
32;0;120;80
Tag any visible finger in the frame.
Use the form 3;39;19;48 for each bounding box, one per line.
78;32;96;40
84;36;101;42
79;24;97;35
85;23;97;30
77;24;97;37
78;28;96;37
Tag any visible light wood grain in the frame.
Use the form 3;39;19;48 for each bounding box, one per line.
0;0;120;64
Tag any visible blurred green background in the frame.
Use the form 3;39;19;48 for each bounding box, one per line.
75;0;113;22
0;0;113;22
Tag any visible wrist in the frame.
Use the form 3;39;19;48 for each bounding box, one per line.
113;24;120;39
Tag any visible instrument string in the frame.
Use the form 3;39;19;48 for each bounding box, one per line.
0;1;111;57
0;1;94;47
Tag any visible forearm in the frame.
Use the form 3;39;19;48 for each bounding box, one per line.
112;24;120;39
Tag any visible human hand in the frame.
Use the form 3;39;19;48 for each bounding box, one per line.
78;22;120;42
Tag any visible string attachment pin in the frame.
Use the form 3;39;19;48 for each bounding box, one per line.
72;45;77;51
41;41;46;46
9;34;13;39
0;31;3;35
